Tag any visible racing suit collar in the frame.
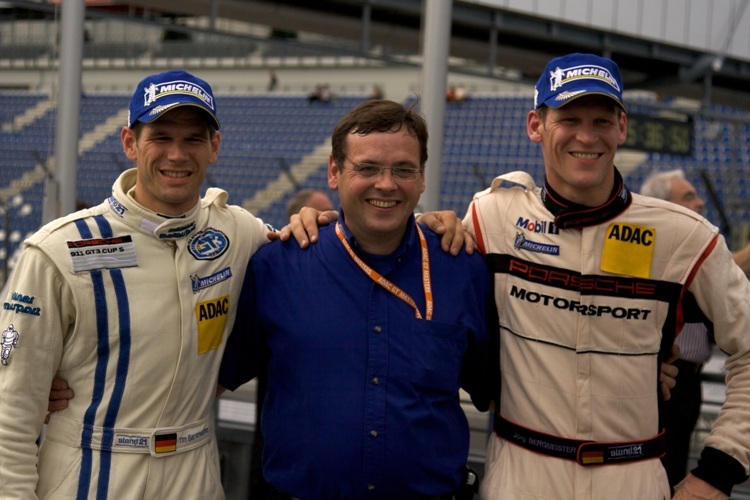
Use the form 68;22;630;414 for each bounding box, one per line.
541;168;632;230
108;168;201;240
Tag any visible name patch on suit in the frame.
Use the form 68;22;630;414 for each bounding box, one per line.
601;223;655;278
67;236;137;272
195;295;229;354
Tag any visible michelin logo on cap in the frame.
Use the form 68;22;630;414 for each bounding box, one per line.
534;53;626;111
128;69;220;129
548;64;620;93
143;79;214;110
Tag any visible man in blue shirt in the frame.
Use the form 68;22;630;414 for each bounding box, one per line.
219;99;497;498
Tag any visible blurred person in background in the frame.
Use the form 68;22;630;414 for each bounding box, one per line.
285;188;333;217
640;168;750;490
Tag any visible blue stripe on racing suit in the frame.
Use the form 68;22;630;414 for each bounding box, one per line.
73;215;133;500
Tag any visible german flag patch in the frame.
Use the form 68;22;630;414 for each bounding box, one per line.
581;450;604;465
154;433;177;454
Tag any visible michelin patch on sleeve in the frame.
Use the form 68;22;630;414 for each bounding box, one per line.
1;323;20;365
67;235;137;272
601;223;655;279
195;295;229;354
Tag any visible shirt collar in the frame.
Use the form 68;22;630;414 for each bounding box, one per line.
337;209;417;261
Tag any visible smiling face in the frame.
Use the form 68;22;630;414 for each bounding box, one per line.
121;106;220;216
328;128;425;255
528;95;627;206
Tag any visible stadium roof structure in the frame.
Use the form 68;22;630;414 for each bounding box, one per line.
3;0;750;110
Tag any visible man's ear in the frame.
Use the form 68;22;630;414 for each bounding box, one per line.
617;112;628;146
327;154;339;191
209;130;221;164
527;110;543;144
121;126;137;161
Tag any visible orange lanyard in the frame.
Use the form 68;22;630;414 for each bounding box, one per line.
335;222;433;320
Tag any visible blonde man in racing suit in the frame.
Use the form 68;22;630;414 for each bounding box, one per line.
469;53;750;499
0;70;271;500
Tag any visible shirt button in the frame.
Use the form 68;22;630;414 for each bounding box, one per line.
370;429;378;437
373;377;380;385
374;326;382;333
368;484;375;491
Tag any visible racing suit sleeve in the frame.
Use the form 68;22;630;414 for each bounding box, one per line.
462;198;488;257
687;236;750;494
0;246;69;499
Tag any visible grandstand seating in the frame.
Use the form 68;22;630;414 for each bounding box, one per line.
437;95;544;215
1;91;750;278
153;41;258;60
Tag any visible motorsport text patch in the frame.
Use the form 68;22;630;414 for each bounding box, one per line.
601;223;655;278
67;235;137;273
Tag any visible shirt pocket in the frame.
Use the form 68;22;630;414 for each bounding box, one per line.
404;320;468;395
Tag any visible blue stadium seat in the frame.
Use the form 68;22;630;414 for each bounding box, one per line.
1;91;749;275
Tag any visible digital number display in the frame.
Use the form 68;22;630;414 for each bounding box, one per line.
624;113;693;156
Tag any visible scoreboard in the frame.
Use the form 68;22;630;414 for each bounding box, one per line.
623;113;693;157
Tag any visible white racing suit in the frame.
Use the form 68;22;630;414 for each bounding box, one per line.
0;169;269;499
466;171;750;499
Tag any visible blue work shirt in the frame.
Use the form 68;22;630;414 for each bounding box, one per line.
219;214;497;499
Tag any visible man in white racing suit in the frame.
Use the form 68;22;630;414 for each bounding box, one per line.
2;70;464;500
469;53;750;499
0;70;270;499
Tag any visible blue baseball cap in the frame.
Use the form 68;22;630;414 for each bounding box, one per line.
534;53;626;112
128;70;220;130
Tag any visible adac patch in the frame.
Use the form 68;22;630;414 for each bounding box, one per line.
67;235;137;273
195;295;230;354
188;228;229;261
1;323;19;365
601;223;655;278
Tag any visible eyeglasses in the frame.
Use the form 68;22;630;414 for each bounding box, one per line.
344;156;423;182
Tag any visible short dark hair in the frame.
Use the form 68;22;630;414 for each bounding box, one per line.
331;100;428;170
